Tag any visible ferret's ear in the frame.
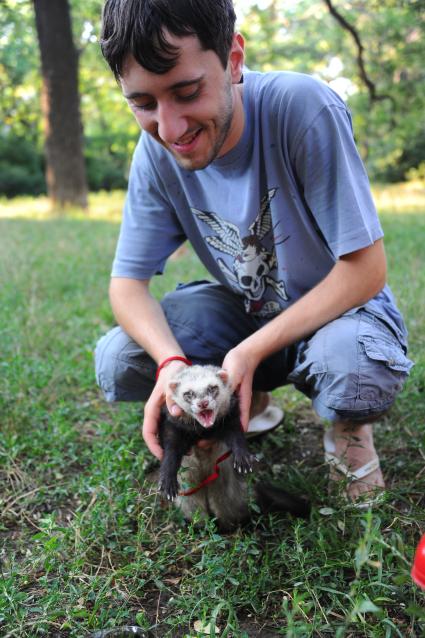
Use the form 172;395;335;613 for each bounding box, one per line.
217;369;229;385
168;381;179;392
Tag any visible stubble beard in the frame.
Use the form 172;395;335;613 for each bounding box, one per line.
171;81;234;172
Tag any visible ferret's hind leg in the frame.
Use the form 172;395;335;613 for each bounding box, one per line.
175;491;210;523
205;443;251;530
175;446;217;522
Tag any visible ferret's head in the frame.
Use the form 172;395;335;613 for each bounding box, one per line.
168;365;231;428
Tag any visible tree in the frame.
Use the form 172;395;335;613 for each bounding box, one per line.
1;0;423;195
239;0;425;182
33;0;88;208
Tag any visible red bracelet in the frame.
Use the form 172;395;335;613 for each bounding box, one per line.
156;356;192;381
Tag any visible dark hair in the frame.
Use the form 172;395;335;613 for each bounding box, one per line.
100;0;237;77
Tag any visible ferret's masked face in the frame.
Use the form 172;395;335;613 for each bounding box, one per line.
181;383;220;427
169;369;229;428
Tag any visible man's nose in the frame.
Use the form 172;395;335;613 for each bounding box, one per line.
156;103;187;144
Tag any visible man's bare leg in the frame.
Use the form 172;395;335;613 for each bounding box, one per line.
330;422;385;499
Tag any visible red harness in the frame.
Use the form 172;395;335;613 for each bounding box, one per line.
178;450;232;497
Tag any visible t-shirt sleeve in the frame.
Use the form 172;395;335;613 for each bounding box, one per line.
292;103;383;258
112;136;186;279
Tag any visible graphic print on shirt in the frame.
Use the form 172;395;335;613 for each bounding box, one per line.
191;188;290;316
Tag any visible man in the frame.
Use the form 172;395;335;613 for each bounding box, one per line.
95;0;413;502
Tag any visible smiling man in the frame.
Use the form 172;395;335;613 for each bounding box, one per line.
95;0;413;503
119;33;244;170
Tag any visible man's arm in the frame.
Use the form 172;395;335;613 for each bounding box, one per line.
109;277;188;459
110;277;183;363
222;239;387;429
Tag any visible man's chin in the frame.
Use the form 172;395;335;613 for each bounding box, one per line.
167;138;223;171
172;153;215;172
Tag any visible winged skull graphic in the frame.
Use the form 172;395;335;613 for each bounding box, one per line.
191;188;290;314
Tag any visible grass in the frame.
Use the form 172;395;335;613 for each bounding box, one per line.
1;182;424;637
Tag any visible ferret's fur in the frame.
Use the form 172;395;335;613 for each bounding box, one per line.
158;365;310;530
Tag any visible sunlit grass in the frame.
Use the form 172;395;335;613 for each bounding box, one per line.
372;180;425;214
1;181;424;222
0;190;124;222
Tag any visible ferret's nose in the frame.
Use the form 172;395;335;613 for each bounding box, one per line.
199;399;209;409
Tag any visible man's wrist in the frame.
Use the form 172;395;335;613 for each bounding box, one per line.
156;355;192;381
231;340;263;370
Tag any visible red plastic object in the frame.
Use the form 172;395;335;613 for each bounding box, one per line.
411;534;425;589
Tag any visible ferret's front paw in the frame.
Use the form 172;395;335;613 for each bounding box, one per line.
159;476;179;501
233;452;257;475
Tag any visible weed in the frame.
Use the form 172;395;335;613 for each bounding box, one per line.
0;188;424;636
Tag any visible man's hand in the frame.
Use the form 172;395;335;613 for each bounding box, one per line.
142;361;188;460
222;346;258;431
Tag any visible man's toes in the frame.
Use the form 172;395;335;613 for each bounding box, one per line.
346;467;385;500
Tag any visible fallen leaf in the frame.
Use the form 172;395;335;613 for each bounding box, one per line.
193;619;220;635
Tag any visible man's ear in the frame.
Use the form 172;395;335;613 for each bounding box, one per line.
217;369;229;385
228;32;245;84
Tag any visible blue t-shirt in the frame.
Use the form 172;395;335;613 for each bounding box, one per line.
112;71;407;346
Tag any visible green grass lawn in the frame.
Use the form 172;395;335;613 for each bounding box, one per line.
1;185;424;637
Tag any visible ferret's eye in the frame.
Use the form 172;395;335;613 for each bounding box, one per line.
183;391;195;402
207;385;219;398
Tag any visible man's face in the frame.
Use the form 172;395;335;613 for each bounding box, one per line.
120;34;244;171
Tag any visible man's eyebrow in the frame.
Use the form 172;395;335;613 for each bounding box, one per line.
123;75;204;100
169;75;204;90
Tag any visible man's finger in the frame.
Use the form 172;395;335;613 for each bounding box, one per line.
143;429;164;460
165;397;183;417
238;380;252;432
142;421;164;459
142;401;164;460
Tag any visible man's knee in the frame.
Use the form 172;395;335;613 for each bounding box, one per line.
290;310;413;422
94;326;155;402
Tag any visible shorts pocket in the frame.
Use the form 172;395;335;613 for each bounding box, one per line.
356;330;413;404
358;335;414;373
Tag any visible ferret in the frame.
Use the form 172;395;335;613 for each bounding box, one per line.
157;365;310;530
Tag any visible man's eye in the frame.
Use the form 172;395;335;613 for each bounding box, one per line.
129;100;156;111
176;88;200;102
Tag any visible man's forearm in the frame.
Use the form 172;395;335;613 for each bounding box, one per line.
109;277;184;364
235;239;387;368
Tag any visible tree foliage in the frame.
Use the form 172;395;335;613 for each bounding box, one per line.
239;0;425;181
0;0;424;197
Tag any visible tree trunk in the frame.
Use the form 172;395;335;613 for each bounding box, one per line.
33;0;88;208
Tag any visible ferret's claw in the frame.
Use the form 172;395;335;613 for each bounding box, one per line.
159;475;179;502
232;450;256;475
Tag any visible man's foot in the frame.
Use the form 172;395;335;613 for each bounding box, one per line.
249;391;270;419
247;392;284;439
325;422;385;502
